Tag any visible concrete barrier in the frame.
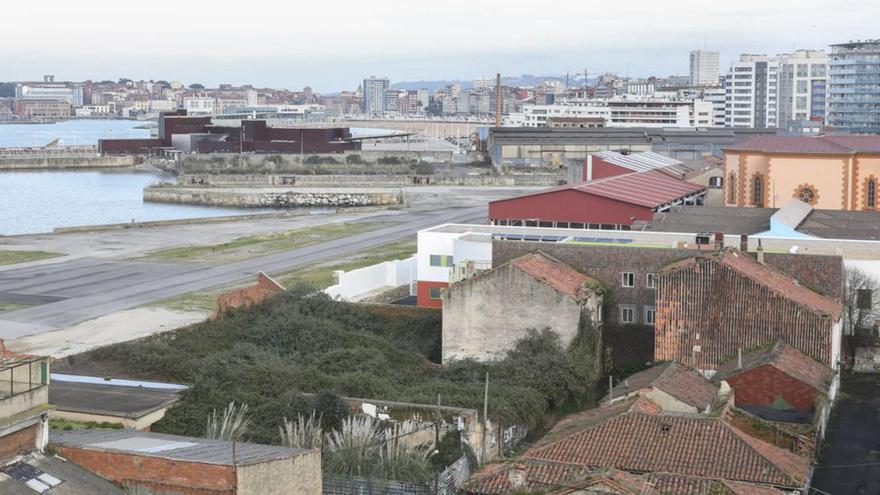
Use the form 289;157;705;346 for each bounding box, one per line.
144;186;404;208
177;173;561;187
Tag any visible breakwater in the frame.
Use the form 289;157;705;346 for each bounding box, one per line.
144;186;404;208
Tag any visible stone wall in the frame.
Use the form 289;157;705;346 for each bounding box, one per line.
853;346;880;372
214;272;286;318
177;173;560;187
0;155;138;170
144;186;403;208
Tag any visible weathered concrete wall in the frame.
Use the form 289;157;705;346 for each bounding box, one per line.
237;450;321;495
853;346;880;373
0;155;138;170
442;263;599;363
178;173;560;187
144;186;403;208
644;388;700;414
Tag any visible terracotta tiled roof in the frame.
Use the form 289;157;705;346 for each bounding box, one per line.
726;135;880;154
661;250;842;320
509;252;597;300
523;412;809;487
464;465;658;495
715;342;833;394
647;474;787;495
722;480;787;495
604;362;718;411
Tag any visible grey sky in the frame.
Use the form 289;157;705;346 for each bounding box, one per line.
4;0;877;92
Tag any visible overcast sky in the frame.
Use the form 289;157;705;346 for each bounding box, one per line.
4;0;877;92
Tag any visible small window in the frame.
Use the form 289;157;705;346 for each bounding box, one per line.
619;305;635;324
429;287;443;300
709;176;723;189
798;186;816;204
752;174;763;206
430;255;453;267
621;272;635;288
728;173;736;203
646;273;656;289
868;179;876;209
644;306;656;326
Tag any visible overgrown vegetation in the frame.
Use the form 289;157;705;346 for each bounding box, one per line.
0;250;62;266
49;419;124;431
60;287;601;446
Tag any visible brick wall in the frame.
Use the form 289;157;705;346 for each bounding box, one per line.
493;241;844;326
55;446;236;494
214;272;286;318
0;424;37;464
727;365;818;411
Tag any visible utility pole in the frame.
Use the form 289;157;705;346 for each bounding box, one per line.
494;73;502;128
480;372;489;464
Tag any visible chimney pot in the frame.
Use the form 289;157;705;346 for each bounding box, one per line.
714;232;724;251
737;348;743;369
740;234;748;252
508;466;527;489
756;239;765;264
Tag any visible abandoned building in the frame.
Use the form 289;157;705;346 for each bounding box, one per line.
655;249;843;372
442;252;603;364
602;361;720;414
714;342;836;424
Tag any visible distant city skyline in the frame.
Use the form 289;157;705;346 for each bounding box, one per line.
4;0;878;92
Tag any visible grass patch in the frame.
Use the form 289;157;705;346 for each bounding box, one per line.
0;303;28;314
135;221;391;264
0;250;61;266
49;418;124;431
276;237;417;289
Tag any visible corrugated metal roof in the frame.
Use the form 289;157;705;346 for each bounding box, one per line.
50;430;310;466
575;171;705;208
771;199;813;229
593;150;684;173
727;135;880;154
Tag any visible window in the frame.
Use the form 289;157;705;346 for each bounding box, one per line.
728;173;736;203
646;273;656;289
429;287;443;300
752;174;763;206
430;255;453;267
644;306;656;326
798;186;816;204
868;179;877;209
709;176;723;189
619;305;635;324
621;272;635;287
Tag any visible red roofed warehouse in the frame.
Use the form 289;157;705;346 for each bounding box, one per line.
489;171;706;230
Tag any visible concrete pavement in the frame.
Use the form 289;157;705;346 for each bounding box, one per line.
0;205;485;338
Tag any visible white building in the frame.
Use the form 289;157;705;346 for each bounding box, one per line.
508;97;714;128
183;96;215;116
362;77;389;116
473;76;494;91
15;84;83;107
690;50;720;86
724;50;827;128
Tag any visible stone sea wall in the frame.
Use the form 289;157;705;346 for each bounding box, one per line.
177;173;562;187
144;186;403;208
0;155;138;170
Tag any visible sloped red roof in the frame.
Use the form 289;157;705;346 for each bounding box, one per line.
489;170;705;209
604;362;719;411
726;135;880;154
715;342;833;394
647;474;786;495
509;252;596;300
464;465;659;495
522;411;809;487
660;250;842;320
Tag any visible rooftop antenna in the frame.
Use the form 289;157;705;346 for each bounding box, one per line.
495;73;502;128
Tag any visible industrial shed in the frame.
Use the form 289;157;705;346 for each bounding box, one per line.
489;171;706;229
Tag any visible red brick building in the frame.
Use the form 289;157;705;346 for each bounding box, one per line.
655;249;843;372
50;429;321;495
714;342;833;423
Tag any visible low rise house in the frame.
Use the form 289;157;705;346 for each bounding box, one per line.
0;454;125;494
0;342;51;465
462;397;810;494
442;252;603;364
714;342;835;424
655;249;843;372
603;361;719;414
50;429;321;495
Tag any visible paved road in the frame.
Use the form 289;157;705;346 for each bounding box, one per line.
0;205;485;337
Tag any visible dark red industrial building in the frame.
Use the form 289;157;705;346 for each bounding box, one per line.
99;110;360;155
489;171;706;230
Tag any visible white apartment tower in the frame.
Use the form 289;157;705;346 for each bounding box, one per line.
362;77;390;116
724;51;827;128
690;50;720;86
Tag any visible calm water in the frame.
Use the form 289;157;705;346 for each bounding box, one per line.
0;170;270;235
0;119;151;147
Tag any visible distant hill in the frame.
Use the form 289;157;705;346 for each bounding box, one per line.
392;73;593;91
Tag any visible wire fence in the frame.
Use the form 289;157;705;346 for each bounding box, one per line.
322;455;474;495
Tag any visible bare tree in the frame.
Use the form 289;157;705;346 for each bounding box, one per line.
844;267;880;338
205;402;252;442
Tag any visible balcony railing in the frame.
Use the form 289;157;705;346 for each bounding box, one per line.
0;357;49;420
449;260;492;284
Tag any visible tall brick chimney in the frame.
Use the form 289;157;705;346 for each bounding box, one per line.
714;232;724;251
740;234;749;252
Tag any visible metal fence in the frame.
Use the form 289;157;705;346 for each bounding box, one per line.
323;456;474;495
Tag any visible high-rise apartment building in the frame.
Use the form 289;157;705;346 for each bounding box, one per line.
362;77;389;116
690;50;720;86
724;50;827;129
827;40;880;134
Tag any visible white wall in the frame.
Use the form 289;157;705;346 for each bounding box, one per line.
417;229;462;283
325;256;416;301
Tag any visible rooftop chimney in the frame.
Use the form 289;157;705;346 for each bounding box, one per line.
737;348;743;369
740;234;748;252
714;232;724;251
495;73;502;128
508;465;527;489
756;239;765;264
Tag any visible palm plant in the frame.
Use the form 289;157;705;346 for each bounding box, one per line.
381;419;433;482
323;415;381;477
205;401;252;442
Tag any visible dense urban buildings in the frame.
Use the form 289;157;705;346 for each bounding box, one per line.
361;76;389;116
827;40;880;134
689;49;720;86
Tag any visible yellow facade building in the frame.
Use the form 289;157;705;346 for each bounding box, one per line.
724;136;880;211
